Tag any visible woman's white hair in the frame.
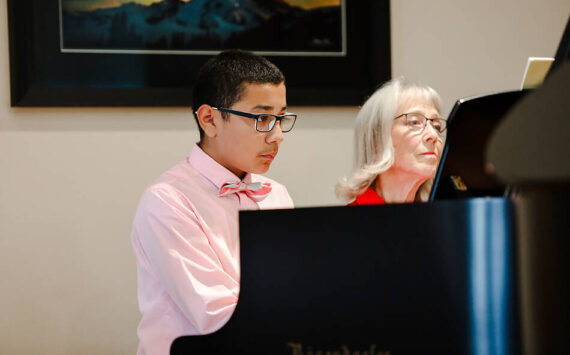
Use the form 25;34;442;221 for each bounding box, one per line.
336;77;443;203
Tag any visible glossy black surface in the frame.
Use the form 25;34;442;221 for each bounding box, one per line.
172;198;521;354
430;91;528;200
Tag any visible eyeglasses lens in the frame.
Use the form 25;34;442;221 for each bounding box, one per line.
405;114;426;131
280;116;296;132
405;114;446;134
431;120;444;133
256;115;274;132
256;115;296;132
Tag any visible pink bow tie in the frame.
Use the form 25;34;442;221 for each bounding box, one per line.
218;181;272;202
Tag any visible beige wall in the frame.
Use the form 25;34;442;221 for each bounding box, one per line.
1;0;568;354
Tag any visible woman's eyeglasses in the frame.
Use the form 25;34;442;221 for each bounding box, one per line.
394;113;448;134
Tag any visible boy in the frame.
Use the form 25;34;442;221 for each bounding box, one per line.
131;50;295;355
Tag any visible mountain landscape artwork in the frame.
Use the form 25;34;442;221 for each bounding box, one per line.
60;0;344;54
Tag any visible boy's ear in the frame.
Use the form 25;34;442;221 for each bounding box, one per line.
196;104;218;138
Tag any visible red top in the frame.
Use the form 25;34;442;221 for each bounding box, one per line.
347;187;386;206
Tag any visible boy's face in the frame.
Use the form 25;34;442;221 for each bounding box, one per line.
210;82;287;178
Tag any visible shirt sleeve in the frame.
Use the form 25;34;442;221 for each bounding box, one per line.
132;183;239;334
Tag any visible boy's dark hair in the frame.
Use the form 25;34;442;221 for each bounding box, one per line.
192;49;285;139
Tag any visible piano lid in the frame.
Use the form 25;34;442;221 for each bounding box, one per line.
486;62;570;184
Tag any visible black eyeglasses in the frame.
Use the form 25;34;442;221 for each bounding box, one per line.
394;113;448;134
212;107;297;133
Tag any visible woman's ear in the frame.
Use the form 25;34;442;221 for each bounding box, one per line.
196;104;218;138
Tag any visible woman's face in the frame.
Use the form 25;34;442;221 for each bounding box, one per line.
389;101;444;180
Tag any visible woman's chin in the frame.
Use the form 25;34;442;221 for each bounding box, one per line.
416;167;438;181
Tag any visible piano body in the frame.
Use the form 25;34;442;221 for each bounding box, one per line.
173;198;522;354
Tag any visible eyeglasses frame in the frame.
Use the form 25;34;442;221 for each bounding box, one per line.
394;112;448;134
211;106;297;133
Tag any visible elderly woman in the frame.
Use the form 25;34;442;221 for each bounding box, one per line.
336;77;446;205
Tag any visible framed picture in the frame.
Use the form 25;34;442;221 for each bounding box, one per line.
8;0;390;107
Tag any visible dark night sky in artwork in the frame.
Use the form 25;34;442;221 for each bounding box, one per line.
62;0;340;12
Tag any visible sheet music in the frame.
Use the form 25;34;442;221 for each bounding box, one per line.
520;57;554;89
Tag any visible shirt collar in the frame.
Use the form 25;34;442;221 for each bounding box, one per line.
355;187;386;205
188;143;253;189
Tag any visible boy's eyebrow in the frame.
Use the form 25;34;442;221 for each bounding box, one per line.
251;105;288;112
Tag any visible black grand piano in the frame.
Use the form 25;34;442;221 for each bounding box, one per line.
172;23;570;355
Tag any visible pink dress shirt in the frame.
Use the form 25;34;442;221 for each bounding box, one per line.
131;144;294;355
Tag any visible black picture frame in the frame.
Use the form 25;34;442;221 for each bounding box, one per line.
8;0;391;107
